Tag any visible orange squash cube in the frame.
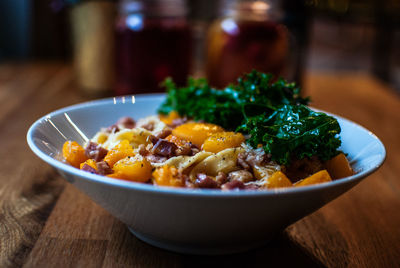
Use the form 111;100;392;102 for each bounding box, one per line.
202;132;245;153
62;141;88;168
110;155;152;182
172;122;224;148
152;165;184;187
295;170;332;187
104;140;134;168
264;171;292;189
324;153;354;179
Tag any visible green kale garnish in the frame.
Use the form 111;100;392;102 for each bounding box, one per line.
233;71;309;114
157;70;341;165
158;70;309;129
158;77;242;130
237;105;341;165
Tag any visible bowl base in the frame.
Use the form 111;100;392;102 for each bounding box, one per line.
128;227;271;255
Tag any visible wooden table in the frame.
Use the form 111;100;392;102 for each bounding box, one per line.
1;63;399;267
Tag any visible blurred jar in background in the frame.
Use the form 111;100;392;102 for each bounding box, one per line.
205;0;291;88
115;0;192;95
70;1;116;96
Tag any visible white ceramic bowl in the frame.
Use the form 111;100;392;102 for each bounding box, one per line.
27;94;385;255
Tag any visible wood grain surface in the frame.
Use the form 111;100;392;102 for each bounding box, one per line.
0;64;399;267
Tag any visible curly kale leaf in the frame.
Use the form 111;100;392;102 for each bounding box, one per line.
158;77;242;129
158;70;309;130
238;105;341;165
158;70;341;166
233;70;309;111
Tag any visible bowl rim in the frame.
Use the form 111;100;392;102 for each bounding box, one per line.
27;94;386;198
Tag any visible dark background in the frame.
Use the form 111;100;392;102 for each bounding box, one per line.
1;0;399;90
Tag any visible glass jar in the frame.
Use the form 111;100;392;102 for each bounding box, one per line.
115;0;192;95
70;1;116;96
205;0;291;88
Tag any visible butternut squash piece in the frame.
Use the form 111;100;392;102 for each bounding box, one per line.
110;155;152;182
152;165;184;187
80;159;97;170
324;153;353;179
295;170;332;187
264;171;292;189
62;141;88;168
104;140;134;168
202;132;245;153
159;111;180;125
172;122;224;148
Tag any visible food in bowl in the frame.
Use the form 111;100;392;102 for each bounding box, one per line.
27;76;385;254
62;71;353;190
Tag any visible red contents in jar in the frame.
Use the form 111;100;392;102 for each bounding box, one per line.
115;16;192;95
206;19;288;88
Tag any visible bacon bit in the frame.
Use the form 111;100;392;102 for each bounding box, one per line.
151;139;178;157
215;172;228;185
195;173;219;189
85;142;108;162
175;146;191;156
221;180;245;190
137;144;148;156
140;122;155;131
96;161;113;175
81;164;98;174
117;117;136;129
148;135;160;145
155;128;172;139
106;124;119;133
